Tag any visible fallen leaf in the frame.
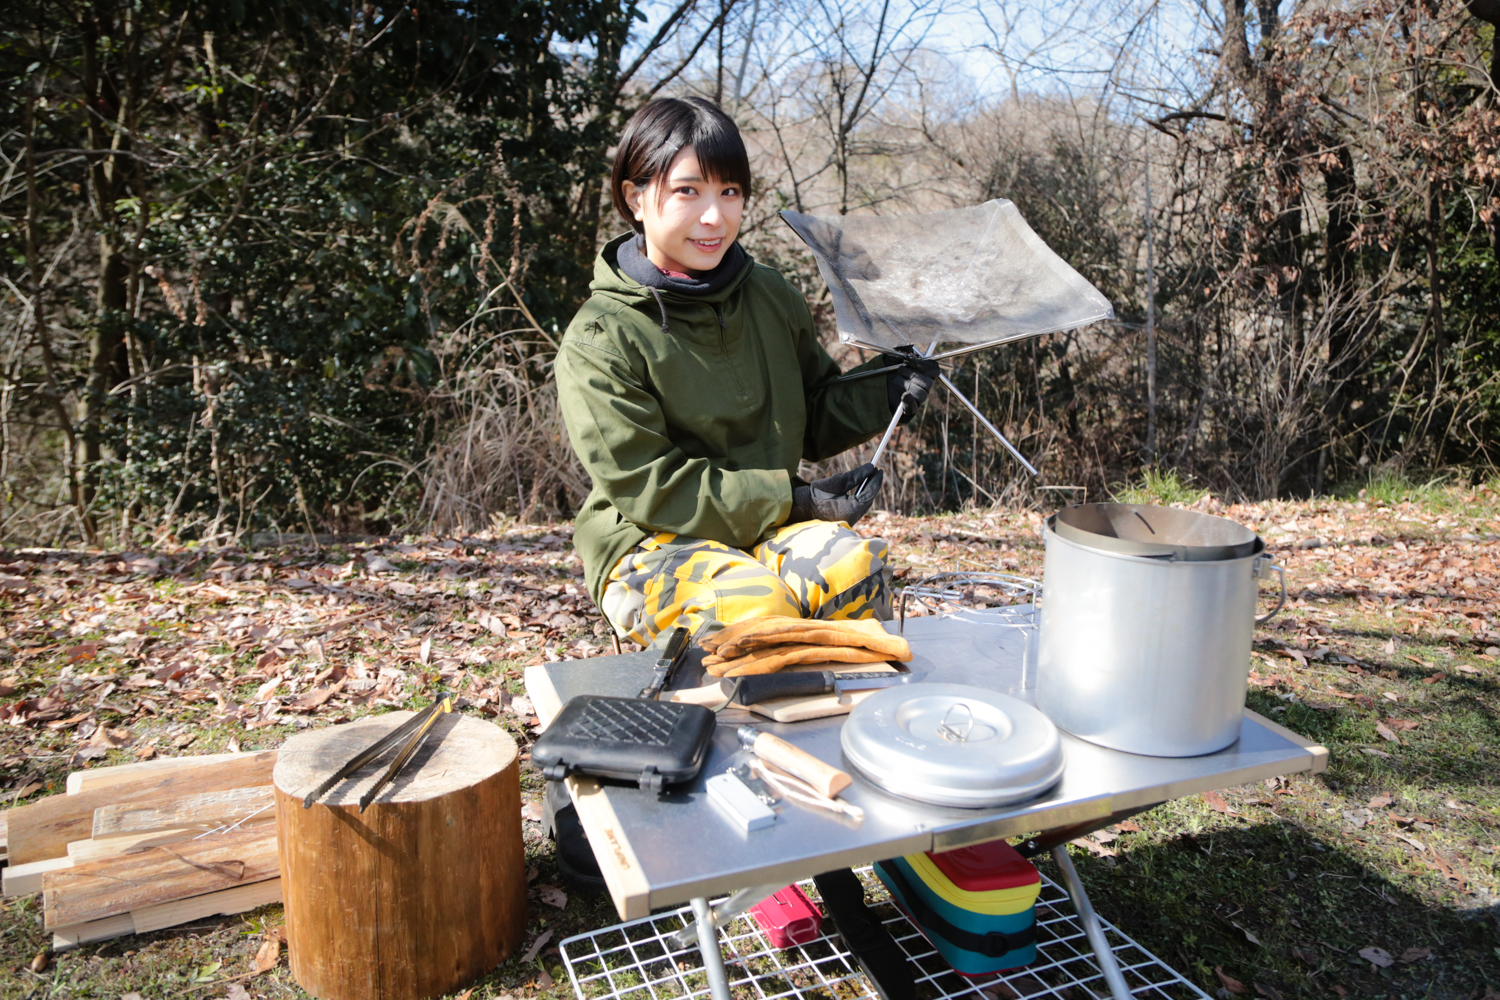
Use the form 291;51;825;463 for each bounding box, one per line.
521;799;543;823
1068;837;1116;858
1203;790;1236;814
1397;946;1431;963
1394;833;1427;852
1368;793;1393;808
1090;829;1118;844
1330;987;1347;997
227;735;241;753
1421;672;1445;684
1358;946;1393;968
1384;718;1419;731
1232;920;1262;946
226;984;252;1000
1215;966;1248;994
521;928;554;963
1253;984;1283;1000
1381;691;1399;702
8;780;42;802
253;935;281;972
30;951;49;972
420;637;432;666
1112;820;1142;833
1361;747;1393;759
535;883;568;909
537;968;555;989
1374;721;1400;743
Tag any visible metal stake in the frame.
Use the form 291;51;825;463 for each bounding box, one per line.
689;896;732;1000
937;373;1040;477
1050;845;1134;1000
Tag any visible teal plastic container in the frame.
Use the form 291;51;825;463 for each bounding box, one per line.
874;840;1040;976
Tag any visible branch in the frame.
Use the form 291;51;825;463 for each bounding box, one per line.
616;0;699;94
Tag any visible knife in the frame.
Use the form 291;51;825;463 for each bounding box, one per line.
639;626;691;699
733;669;928;706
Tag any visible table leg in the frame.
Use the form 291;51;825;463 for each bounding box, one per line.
1050;846;1134;1000
690;897;733;1000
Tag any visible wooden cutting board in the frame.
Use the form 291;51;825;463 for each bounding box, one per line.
671;662;899;722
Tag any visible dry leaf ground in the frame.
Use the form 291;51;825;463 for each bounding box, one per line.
1;487;1496;999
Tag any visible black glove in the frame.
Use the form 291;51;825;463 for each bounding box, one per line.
789;463;884;526
887;356;940;425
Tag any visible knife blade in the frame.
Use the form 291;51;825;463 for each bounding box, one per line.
734;669;928;706
639;626;690;699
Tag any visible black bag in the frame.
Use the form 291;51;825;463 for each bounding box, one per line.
531;695;716;792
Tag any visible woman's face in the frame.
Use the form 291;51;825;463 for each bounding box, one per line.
622;145;743;276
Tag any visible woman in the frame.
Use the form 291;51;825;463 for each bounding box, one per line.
556;96;937;649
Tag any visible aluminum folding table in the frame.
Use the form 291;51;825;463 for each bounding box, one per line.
525;615;1326;1000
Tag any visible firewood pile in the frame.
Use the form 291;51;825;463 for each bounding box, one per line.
1;751;281;950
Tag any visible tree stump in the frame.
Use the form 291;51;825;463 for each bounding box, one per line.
273;711;526;1000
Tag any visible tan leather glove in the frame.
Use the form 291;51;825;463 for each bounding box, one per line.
703;643;894;677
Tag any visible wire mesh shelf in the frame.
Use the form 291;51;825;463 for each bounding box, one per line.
559;867;1209;1000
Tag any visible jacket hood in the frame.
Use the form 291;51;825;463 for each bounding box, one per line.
590;232;757;309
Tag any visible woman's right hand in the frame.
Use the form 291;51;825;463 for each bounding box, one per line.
789;463;884;526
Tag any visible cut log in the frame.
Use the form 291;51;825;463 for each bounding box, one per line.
5;750;276;865
93;785;275;839
42;823;278;929
274;711;526;1000
3;855;71;897
51;878;283;950
65;751;254;794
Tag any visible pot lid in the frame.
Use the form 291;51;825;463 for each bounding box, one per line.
1051;502;1260;561
841;683;1064;808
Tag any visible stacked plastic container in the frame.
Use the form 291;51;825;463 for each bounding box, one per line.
875;839;1042;976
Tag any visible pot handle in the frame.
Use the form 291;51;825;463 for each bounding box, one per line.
1254;559;1286;625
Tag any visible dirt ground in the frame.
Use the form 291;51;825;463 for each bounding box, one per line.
1;485;1497;1000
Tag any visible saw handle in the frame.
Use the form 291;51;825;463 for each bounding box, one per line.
738;726;852;798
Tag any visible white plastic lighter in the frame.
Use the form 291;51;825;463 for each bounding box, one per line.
706;772;777;833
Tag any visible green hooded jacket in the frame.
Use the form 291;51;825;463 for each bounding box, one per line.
556;234;894;607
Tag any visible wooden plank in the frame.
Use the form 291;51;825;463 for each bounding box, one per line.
132;877;282;933
5;750;276;865
66;752;253;794
1;809;8;857
566;775;651;921
68;830;202;863
1245;709;1330;773
524;664;563;729
93;785;275;839
51;879;283;950
42;823;278;929
2;855;71;896
51;913;134;950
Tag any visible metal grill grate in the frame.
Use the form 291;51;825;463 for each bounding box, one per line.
560;868;1209;1000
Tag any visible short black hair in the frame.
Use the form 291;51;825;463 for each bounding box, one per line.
611;97;752;234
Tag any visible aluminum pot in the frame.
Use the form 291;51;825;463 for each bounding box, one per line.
1035;511;1285;757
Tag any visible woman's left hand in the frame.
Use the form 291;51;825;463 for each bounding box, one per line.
888;357;940;424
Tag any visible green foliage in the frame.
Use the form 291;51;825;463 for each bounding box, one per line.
1110;468;1210;507
3;0;636;541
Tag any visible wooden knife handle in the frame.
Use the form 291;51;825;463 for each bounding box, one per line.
749;731;852;798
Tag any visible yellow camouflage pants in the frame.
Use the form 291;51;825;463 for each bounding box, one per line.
601;521;891;647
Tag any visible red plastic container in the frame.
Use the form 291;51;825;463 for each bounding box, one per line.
750;884;823;948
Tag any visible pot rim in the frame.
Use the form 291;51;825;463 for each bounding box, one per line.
1041;518;1266;565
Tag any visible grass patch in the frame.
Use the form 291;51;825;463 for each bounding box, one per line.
1109;467;1211;507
